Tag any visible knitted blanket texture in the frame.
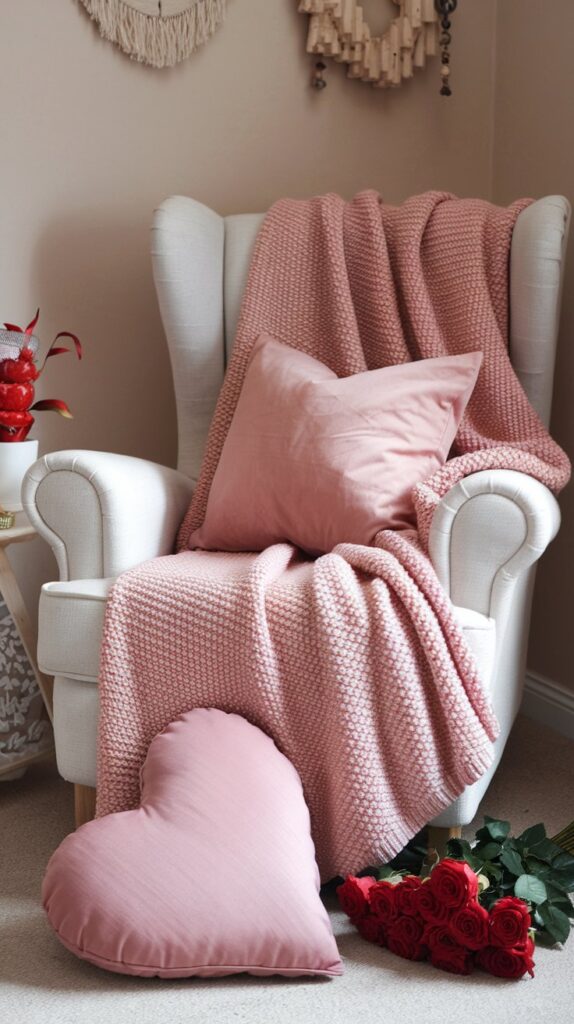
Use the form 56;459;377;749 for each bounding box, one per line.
97;192;570;880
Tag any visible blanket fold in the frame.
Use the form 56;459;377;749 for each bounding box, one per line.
97;191;569;880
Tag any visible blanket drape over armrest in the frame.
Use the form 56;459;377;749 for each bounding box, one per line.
96;192;569;880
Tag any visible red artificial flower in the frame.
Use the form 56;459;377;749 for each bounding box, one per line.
0;409;34;442
0;381;35;411
369;880;399;926
489;897;531;949
429;858;479;909
395;874;423;917
0;312;81;442
386;914;426;961
415;881;451;924
0;348;39;384
337;875;376;921
477;937;535;979
449;900;491;951
423;923;474;975
355;912;387;946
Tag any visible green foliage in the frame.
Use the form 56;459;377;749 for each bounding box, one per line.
445;819;574;948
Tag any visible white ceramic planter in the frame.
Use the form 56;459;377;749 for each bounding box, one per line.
0;439;39;511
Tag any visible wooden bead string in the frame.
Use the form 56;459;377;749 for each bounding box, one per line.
435;0;457;96
298;0;452;92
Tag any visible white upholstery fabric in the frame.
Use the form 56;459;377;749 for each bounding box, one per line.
25;193;570;830
38;579;115;682
509;196;570;427
429;469;561;624
22;451;193;580
151;198;225;483
53;676;100;787
223;214;264;366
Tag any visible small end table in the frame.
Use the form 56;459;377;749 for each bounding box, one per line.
0;512;54;777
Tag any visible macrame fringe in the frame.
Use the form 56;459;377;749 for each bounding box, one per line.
79;0;226;68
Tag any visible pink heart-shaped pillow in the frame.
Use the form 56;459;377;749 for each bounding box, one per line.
42;709;342;978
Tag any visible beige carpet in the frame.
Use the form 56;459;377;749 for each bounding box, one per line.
1;715;573;1024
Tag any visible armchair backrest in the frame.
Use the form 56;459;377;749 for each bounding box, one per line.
151;195;570;482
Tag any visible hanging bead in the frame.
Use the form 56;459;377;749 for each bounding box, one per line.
434;0;457;96
312;60;327;90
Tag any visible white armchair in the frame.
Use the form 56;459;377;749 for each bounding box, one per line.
23;194;570;840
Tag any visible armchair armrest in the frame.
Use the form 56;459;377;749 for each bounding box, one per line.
22;450;194;581
429;469;560;625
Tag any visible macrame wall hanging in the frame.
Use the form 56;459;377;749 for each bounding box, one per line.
299;0;457;95
78;0;226;69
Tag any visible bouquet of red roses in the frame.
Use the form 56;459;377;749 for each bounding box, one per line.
338;859;535;979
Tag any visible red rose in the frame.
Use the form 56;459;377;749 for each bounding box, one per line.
422;923;457;952
449;901;490;950
395;875;423;917
337;875;376;921
386;914;426;961
429;859;479;909
355;912;387;946
423;924;474;974
415;882;451;925
369;880;399;926
430;945;474;975
489;897;531;949
477;937;535;979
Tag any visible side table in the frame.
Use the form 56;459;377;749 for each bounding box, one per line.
0;512;54;777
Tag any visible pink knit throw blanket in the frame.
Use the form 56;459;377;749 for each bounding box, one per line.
97;192;569;880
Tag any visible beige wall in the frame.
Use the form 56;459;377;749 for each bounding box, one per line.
1;0;498;620
493;0;574;692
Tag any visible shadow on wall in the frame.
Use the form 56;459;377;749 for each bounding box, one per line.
27;208;178;469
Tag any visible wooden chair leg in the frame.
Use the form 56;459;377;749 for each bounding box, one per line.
426;825;462;865
74;784;96;828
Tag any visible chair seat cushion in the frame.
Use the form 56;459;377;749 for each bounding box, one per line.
38;578;115;682
42;708;343;978
39;577;496;690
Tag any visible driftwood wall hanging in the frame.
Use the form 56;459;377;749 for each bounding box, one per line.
78;0;226;69
299;0;457;95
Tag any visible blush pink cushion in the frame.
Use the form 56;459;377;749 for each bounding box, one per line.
190;335;482;555
42;709;342;978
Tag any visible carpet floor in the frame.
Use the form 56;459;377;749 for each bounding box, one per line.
1;714;573;1024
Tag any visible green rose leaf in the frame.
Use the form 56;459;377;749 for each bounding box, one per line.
537;901;572;944
551;853;574;889
377;865;401;881
515;874;548;905
552;900;574;920
500;846;524;876
483;861;503;882
475;841;502;862
525;857;553;880
483;816;511;842
534;927;558;948
518;823;547;848
529;837;566;864
544;879;571;902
